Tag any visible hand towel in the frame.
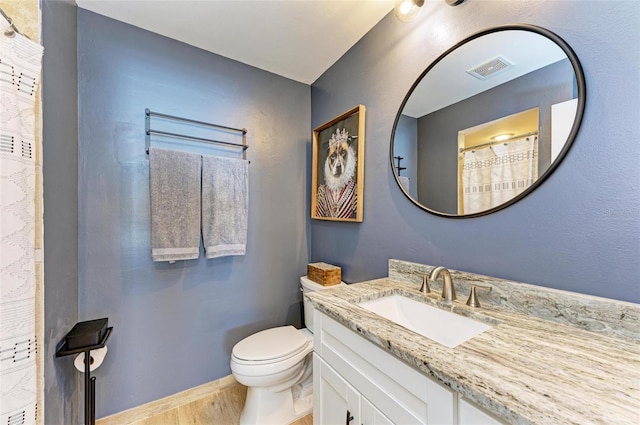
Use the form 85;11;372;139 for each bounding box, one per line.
149;147;201;262
398;176;410;192
202;155;249;259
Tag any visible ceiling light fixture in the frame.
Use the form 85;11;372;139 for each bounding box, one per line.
395;0;466;23
491;133;514;142
394;0;424;22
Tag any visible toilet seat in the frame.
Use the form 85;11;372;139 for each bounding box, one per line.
232;326;311;365
233;325;310;362
231;326;313;377
231;344;309;366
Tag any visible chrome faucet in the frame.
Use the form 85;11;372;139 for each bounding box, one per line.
429;266;456;301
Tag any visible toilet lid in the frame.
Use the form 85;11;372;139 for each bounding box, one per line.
232;326;310;362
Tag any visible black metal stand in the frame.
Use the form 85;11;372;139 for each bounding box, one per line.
56;327;112;425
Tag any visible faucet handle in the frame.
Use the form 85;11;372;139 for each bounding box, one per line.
412;272;430;294
466;285;492;308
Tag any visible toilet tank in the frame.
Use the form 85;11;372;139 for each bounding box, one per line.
300;276;344;333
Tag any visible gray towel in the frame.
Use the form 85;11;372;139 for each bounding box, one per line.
398;176;410;192
202;155;248;259
149;148;201;262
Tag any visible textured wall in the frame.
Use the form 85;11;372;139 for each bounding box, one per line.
41;0;80;424
311;0;640;303
77;10;310;417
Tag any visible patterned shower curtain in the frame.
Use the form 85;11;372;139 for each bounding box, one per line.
461;135;538;215
0;14;43;425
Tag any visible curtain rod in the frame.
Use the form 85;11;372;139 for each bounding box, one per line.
0;8;22;38
459;131;538;153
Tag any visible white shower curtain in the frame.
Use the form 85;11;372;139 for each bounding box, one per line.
0;15;43;425
461;135;538;215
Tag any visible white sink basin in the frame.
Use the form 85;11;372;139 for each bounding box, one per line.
357;295;492;348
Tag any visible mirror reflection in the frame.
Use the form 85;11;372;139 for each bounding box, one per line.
391;25;585;217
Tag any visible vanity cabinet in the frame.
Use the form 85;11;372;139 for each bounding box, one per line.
313;309;506;425
314;355;392;425
313;309;453;424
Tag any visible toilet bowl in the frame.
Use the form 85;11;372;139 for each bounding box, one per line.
230;276;344;425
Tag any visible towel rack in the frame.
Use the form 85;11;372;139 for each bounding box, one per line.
394;156;406;176
145;108;249;159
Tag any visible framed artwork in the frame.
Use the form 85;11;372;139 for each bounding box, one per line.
311;105;365;222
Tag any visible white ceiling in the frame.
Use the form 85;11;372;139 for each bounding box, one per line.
75;0;396;84
402;30;568;118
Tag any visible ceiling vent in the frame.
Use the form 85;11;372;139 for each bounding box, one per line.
467;56;513;80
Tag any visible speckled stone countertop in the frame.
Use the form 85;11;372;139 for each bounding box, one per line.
306;265;640;425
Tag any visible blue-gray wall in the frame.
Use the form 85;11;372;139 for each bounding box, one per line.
311;1;640;303
77;10;310;417
41;0;79;423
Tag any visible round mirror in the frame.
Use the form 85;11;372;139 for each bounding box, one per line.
390;24;586;217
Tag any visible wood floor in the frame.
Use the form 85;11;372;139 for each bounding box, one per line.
125;384;312;425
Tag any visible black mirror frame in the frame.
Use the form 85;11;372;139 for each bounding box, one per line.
390;24;586;218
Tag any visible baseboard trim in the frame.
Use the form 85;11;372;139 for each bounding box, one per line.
96;375;238;425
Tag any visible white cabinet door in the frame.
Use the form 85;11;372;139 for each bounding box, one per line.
458;397;506;425
314;353;393;425
361;397;393;425
314;354;360;425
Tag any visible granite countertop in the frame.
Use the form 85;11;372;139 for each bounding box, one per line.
306;278;640;425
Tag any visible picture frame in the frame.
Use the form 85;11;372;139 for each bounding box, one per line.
311;105;365;222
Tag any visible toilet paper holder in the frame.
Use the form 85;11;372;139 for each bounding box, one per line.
56;319;113;425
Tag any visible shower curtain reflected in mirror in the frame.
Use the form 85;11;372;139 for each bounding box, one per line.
460;136;538;215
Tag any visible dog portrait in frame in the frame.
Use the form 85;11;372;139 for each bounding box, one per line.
312;105;365;222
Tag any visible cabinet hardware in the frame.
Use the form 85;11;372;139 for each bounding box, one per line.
346;410;354;424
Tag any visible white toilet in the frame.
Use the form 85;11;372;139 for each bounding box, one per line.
230;276;343;425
